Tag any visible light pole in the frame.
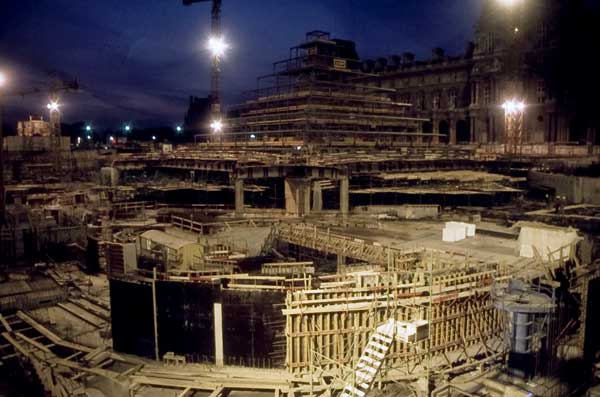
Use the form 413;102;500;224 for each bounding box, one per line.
502;99;525;154
183;0;227;141
498;0;526;151
46;100;61;136
0;71;6;224
210;119;224;143
85;124;93;141
207;35;227;141
210;119;223;134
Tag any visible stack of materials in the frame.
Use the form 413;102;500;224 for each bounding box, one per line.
442;221;476;242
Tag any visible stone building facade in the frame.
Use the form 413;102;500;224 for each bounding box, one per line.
17;115;52;137
361;0;597;145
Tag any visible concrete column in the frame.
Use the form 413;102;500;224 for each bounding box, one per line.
110;167;120;186
214;303;224;366
431;119;439;145
337;254;346;274
234;179;244;216
312;181;323;212
470;117;476;143
152;268;159;361
302;182;311;215
449;119;457;145
285;178;311;217
101;167;120;186
340;176;349;217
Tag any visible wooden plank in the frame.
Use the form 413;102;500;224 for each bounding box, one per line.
15;311;94;353
57;303;103;328
208;385;225;397
50;357;119;380
0;314;13;332
176;386;193;397
15;331;52;354
1;332;31;358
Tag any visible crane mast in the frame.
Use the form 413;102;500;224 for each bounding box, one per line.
183;0;223;120
211;0;222;115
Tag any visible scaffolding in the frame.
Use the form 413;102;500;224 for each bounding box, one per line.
217;32;437;146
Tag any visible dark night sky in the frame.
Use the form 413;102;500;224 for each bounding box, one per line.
0;0;482;129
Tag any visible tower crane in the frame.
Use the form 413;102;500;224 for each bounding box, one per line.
183;0;224;132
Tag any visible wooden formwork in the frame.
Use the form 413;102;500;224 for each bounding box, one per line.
283;260;505;380
275;223;423;270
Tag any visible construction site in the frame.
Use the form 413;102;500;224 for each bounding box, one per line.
2;0;600;396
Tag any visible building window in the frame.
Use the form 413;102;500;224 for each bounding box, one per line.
483;32;495;53
471;82;479;105
448;89;457;109
540;23;549;47
415;93;425;111
433;92;441;110
536;79;546;103
483;84;491;104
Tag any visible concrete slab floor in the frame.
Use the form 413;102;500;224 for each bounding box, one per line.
331;220;521;263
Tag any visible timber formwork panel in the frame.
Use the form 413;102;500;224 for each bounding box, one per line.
283;265;504;379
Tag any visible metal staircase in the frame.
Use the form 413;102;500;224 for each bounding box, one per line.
260;225;279;256
340;318;429;397
340;320;396;397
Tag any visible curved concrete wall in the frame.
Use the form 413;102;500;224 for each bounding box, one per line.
529;171;600;205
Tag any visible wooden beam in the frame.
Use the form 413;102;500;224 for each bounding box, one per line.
1;332;31;358
15;331;52;354
176;386;193;397
208;385;225;397
15;311;94;353
0;314;13;332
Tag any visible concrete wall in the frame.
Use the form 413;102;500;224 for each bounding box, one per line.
212;226;271;257
473;144;598;158
529;171;600;205
3;136;70;152
518;224;579;262
354;204;440;219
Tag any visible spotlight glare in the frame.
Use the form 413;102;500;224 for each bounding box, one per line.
498;0;521;6
47;101;60;112
502;99;525;115
207;36;228;58
210;119;224;133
